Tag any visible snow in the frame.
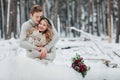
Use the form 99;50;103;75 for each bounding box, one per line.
0;37;120;80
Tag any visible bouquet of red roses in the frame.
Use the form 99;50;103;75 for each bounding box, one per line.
72;54;90;78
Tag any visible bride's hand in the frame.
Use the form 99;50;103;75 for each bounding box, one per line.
40;47;47;59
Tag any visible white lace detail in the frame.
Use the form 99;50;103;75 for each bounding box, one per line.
28;30;46;47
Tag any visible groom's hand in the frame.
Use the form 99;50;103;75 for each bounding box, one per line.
40;47;48;59
36;47;42;51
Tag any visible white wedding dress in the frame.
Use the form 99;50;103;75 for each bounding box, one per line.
15;30;81;80
13;54;81;80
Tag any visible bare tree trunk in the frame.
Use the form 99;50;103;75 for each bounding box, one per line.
3;0;7;39
0;0;5;38
73;0;77;37
101;0;106;35
25;0;29;21
20;0;25;25
74;0;80;37
12;0;17;38
77;0;82;36
116;0;120;43
99;1;102;36
66;0;70;37
43;0;51;18
5;0;11;39
17;0;21;37
0;1;1;38
54;0;58;31
9;0;13;38
88;0;93;34
96;0;100;36
88;0;91;33
91;0;94;35
107;0;112;43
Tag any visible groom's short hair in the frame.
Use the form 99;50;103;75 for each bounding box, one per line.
30;5;43;15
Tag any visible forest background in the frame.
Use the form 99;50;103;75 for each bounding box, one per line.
0;0;120;43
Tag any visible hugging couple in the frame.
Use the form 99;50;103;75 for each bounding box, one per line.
20;5;59;62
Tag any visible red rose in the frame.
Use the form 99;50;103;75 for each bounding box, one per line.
75;60;80;63
79;67;85;73
78;62;82;66
80;57;83;61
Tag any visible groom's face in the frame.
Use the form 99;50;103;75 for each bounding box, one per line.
30;12;43;24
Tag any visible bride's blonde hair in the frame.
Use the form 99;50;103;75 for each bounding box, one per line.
26;17;54;44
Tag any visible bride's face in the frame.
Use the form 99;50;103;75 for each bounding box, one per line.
38;20;48;32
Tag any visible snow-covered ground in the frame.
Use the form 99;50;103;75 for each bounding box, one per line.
0;37;120;80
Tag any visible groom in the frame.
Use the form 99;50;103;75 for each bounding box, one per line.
20;5;59;61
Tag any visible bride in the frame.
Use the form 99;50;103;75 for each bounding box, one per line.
17;17;81;80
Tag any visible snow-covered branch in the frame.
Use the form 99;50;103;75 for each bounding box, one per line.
70;27;93;40
70;27;105;54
